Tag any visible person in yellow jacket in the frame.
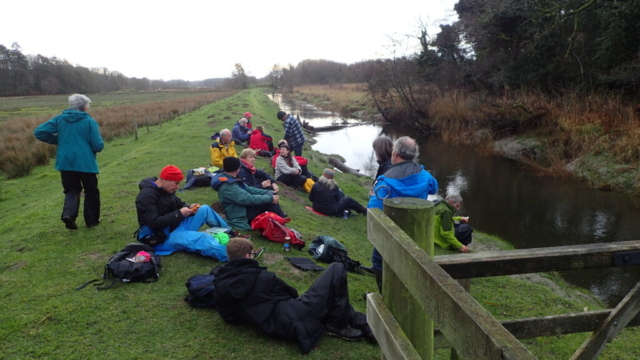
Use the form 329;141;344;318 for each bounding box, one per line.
210;129;237;168
433;193;472;253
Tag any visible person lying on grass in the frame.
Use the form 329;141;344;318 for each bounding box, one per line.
212;238;375;354
135;165;229;261
309;168;367;217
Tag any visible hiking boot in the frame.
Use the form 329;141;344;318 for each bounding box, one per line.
62;216;78;230
252;247;265;260
325;324;363;341
86;219;101;228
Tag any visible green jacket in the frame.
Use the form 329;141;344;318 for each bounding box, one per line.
211;172;274;230
433;201;464;250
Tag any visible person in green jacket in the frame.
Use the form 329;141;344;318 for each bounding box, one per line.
434;193;472;253
211;157;287;231
34;94;104;230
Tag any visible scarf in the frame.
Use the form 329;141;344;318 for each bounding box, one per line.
241;159;256;174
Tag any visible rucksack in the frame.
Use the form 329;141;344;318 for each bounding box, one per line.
251;211;305;249
308;235;373;275
184;270;217;308
77;243;162;290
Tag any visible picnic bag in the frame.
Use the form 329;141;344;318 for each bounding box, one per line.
76;243;162;290
184;270;217;308
251;211;305;249
308;235;373;275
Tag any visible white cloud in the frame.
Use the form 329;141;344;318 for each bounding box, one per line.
2;0;457;81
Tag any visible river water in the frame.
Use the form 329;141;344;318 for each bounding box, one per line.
270;93;640;307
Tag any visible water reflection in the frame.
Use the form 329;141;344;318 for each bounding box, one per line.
270;93;640;306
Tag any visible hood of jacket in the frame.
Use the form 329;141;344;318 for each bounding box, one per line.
213;259;265;302
138;177;160;190
211;172;241;191
61;109;91;123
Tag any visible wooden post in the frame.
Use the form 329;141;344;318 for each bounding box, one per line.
133;118;138;140
382;197;435;360
145;118;149;133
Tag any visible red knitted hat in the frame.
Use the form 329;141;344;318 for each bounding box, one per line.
160;165;184;181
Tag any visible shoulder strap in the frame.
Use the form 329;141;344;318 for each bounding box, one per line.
96;278;120;290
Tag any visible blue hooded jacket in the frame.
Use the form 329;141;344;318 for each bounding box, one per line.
367;161;438;210
34;109;104;173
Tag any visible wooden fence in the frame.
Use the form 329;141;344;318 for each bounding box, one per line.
366;198;640;360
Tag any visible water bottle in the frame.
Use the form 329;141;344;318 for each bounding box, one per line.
343;210;349;219
284;236;291;252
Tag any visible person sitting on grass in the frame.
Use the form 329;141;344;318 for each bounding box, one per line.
309;168;367;217
249;125;274;155
135;165;229;261
232;118;252;145
271;139;317;181
211;157;286;231
242;111;254;129
212;238;374;355
210;128;237;168
274;143;308;190
434;193;472;253
237;148;279;193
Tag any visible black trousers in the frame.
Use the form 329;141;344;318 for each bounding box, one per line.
297;263;367;331
277;173;307;188
246;202;286;221
61;171;100;225
334;197;367;215
454;223;473;246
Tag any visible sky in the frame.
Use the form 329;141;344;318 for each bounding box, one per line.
1;0;458;81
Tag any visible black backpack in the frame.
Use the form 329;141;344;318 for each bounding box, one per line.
308;235;374;275
184;269;217;308
77;243;162;290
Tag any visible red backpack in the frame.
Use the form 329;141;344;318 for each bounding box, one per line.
251;212;305;248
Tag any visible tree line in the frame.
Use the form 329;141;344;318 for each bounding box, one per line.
0;43;227;96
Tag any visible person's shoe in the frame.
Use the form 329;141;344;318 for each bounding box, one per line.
62;216;78;230
86;219;101;228
325;324;363;341
252;247;265;260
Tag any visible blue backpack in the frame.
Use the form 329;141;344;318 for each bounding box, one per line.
184;271;216;308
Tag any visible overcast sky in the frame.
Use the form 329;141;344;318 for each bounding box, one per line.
2;0;458;81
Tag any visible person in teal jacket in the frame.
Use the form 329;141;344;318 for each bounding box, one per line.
211;157;286;231
434;194;472;253
34;94;104;230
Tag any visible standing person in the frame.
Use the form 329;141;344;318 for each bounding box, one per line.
211;157;286;231
34;94;104;230
309;169;367;217
232;118;252;145
368;136;439;292
212;238;373;354
135;165;229;261
276;110;305;156
275;143;307;189
210;129;237;168
243;112;253;129
434;193;472;253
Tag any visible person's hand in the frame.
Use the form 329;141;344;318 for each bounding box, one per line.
295;169;301;175
272;183;279;194
180;206;194;217
460;245;469;253
460;216;469;223
272;195;279;204
262;180;271;188
247;130;253;134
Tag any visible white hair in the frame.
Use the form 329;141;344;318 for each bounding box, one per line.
68;94;91;110
239;118;248;125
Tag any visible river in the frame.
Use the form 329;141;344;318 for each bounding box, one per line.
269;93;640;307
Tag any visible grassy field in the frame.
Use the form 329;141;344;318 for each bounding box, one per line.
0;88;637;359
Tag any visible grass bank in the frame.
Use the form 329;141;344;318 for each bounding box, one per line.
0;88;637;359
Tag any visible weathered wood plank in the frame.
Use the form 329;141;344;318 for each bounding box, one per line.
367;208;537;360
435;241;640;279
433;311;640;349
382;198;434;360
367;293;422;360
571;281;640;360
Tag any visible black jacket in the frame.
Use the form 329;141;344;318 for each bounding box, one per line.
135;177;187;232
212;259;324;354
237;163;275;189
308;182;341;216
375;159;392;179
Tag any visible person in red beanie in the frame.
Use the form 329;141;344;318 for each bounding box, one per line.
135;165;230;261
243;112;253;129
